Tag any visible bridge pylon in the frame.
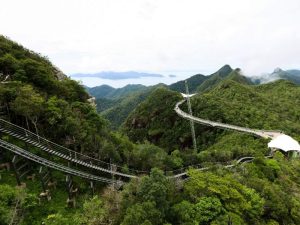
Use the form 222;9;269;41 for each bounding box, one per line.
185;80;197;153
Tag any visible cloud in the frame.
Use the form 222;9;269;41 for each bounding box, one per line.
0;0;300;78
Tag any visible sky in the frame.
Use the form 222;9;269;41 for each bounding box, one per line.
1;0;300;87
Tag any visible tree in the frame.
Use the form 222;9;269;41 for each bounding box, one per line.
120;169;175;225
75;196;108;225
11;85;44;134
173;197;223;225
184;170;265;223
0;184;38;225
0;53;19;76
121;201;162;225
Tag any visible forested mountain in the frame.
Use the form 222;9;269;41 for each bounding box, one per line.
1;36;300;225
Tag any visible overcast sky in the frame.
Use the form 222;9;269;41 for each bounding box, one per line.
1;0;300;86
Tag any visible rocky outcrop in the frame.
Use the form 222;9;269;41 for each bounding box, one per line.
52;66;67;81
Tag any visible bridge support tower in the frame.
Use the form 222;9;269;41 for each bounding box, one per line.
185;80;197;153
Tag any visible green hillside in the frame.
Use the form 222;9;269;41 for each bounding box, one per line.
1;36;300;225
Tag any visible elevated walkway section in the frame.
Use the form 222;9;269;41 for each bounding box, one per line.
176;95;300;153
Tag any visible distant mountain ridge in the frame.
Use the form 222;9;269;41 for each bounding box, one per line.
86;84;147;99
71;71;164;80
169;64;234;93
251;68;300;85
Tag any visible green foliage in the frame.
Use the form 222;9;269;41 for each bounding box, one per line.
44;213;73;225
0;53;19;75
121;201;162;225
184;170;265;223
0;184;18;224
129;143;167;171
120;169;175;225
173;197;223;225
0;184;39;225
74;196;108;225
198;132;268;163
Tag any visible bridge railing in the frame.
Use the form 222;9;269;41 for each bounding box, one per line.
0;119;145;177
0;138;121;184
